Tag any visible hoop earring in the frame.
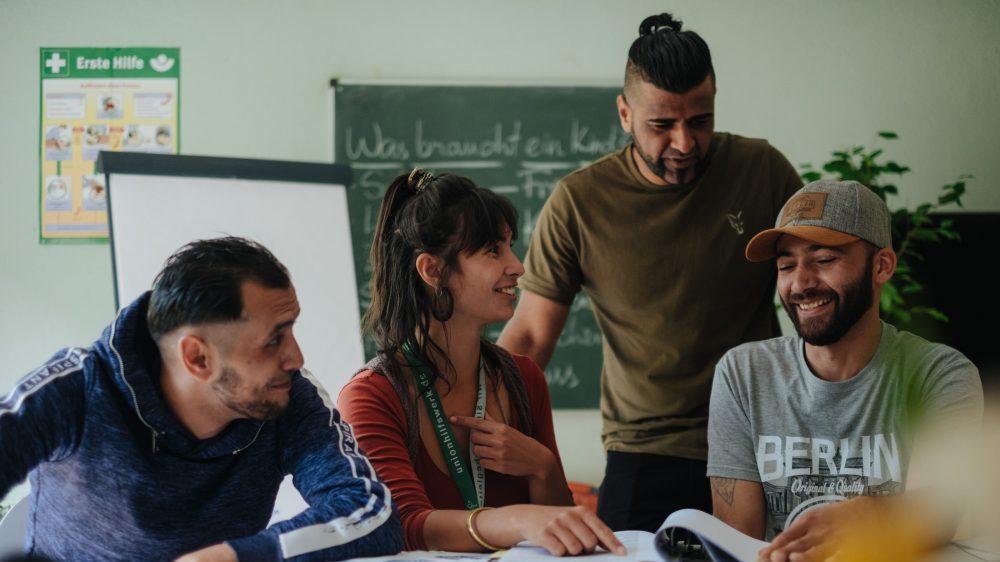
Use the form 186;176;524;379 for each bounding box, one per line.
432;285;454;322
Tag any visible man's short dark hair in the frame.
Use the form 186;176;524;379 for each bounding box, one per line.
624;12;715;96
146;236;291;341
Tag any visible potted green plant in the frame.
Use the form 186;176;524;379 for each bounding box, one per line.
799;131;971;327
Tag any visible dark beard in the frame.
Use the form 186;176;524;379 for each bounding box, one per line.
635;143;668;178
215;366;287;421
783;258;875;346
633;142;699;185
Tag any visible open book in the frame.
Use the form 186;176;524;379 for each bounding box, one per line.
498;509;769;562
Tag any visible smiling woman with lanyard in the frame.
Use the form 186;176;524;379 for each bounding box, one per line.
338;169;624;556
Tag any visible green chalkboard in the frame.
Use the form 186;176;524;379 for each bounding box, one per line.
333;82;629;408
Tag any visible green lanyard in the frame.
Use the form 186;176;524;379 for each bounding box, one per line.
401;341;486;509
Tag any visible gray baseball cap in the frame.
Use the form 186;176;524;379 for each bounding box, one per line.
745;180;892;262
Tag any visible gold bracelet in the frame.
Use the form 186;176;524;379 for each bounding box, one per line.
466;507;502;551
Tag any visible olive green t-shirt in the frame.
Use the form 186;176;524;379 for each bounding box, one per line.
520;132;802;459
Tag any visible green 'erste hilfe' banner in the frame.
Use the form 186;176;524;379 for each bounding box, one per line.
41;48;180;79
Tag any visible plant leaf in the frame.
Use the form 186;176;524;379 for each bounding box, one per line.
884;161;910;174
925;308;950;322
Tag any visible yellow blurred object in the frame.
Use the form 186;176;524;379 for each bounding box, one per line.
828;509;927;562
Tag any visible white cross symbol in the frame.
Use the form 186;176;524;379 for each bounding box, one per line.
45;53;67;74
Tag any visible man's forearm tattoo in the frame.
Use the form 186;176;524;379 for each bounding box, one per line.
711;477;736;507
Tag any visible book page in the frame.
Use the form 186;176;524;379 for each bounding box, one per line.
497;530;657;562
658;509;769;562
348;552;493;562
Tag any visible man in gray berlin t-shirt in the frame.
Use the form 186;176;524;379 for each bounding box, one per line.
706;180;982;558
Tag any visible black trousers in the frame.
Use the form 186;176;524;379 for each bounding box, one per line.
596;450;712;532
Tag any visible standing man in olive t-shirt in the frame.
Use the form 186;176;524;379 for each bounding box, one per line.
498;12;802;532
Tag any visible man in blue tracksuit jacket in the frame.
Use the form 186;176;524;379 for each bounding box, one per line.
0;237;402;562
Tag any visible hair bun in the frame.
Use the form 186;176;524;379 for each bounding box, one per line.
639;13;682;36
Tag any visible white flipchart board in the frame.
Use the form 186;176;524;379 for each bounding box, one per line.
100;152;363;400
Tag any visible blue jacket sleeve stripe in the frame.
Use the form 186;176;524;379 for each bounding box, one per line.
1;348;87;416
277;369;394;559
